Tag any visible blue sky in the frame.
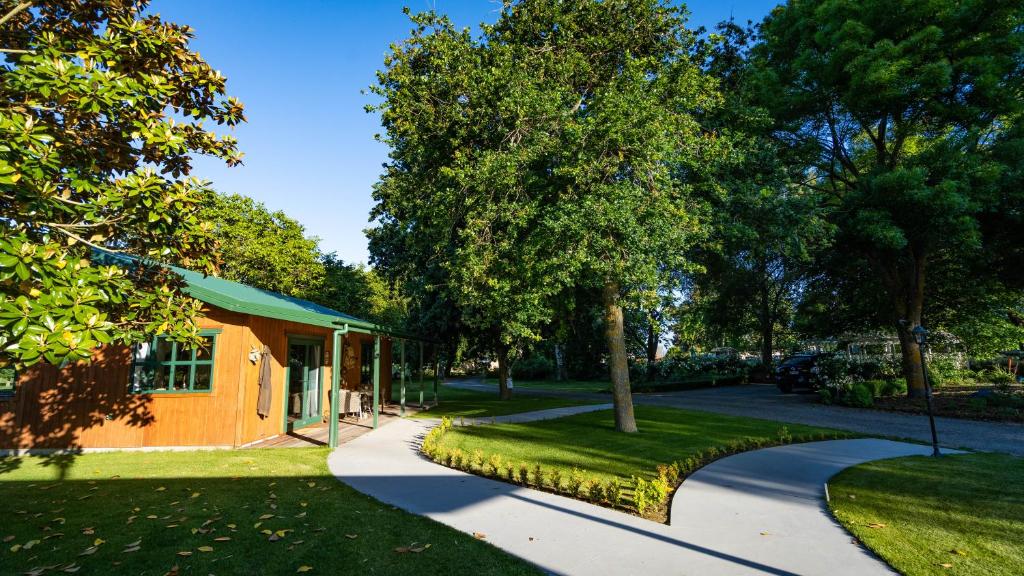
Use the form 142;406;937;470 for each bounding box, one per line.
149;0;780;264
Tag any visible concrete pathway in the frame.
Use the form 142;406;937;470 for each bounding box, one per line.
449;403;614;426
329;412;941;575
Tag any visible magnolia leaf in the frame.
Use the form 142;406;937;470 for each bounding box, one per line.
197;546;214;552
296;567;313;573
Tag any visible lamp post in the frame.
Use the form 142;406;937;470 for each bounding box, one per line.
912;325;941;457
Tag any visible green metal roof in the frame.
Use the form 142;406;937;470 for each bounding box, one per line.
94;250;380;332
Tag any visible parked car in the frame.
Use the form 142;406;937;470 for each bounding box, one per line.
775;353;825;393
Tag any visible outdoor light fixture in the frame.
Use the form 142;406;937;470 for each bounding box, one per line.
912;325;942;457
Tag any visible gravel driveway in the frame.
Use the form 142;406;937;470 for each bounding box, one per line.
635;384;1023;455
444;379;1024;455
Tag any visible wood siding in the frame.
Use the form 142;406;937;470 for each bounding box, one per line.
0;307;394;450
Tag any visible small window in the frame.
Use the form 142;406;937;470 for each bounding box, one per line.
0;366;16;397
131;333;217;393
360;341;374;385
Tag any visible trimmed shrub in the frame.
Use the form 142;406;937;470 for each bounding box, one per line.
549;468;563;492
848;383;874;408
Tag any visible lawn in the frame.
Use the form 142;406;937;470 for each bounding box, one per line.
434;405;847;485
404;385;598;419
829;453;1024;576
483;378;610;393
0;449;538;576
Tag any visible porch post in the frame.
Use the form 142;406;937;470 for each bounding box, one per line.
418;340;424;406
329;329;342;448
373;334;381;429
400;339;406;415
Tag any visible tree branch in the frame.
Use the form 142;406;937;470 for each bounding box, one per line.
0;1;32;28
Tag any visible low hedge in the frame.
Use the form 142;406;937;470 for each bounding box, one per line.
421;418;854;521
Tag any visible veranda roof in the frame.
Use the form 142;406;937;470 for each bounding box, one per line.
94;249;379;332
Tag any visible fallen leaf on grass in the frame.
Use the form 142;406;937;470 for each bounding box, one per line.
227;524;237;529
123;546;141;553
62;563;80;573
197;546;214;552
10;543;21;553
164;565;180;576
155;487;166;492
950;549;968;556
940;563;953;569
394;546;410;553
190;493;201;499
866;523;887;529
306;482;316;488
23;539;40;550
3;535;14;543
146;515;158;519
176;551;193;557
259;514;275;520
94;538;105;546
344;534;358;540
410;544;431;553
79;546;99;556
296;567;313;573
760;532;770;536
214;537;231;542
473;532;486;540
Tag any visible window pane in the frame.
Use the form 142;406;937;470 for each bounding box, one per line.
0;366;15;393
193;365;212;391
154;365;172;391
172;366;190;390
132;365;156;392
360;343;373;385
133;341;151;362
193;336;214;361
154;338;174;363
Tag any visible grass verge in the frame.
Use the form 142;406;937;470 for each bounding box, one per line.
426;406;852;521
483;378;610;393
405;385;597;419
828;453;1024;576
0;449;538;575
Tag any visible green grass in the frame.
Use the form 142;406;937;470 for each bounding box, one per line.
483;378;610;393
435;405;847;484
0;449;538;575
828;453;1024;576
405;385;598;419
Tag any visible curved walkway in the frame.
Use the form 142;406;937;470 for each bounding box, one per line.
328;410;944;575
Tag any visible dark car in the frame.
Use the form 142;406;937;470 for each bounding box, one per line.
775;353;825;393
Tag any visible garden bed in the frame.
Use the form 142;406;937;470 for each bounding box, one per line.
871;387;1024;423
420;407;854;523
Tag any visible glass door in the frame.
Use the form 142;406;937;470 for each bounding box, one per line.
285;339;322;431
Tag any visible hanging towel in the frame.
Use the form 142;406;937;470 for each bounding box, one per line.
257;345;273;418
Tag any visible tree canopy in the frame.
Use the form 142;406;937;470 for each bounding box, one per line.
0;0;244;366
370;0;721;429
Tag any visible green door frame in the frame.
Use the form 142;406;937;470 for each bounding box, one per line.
283;336;325;432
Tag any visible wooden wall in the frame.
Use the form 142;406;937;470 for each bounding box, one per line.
0;307;395;450
0;308;247;449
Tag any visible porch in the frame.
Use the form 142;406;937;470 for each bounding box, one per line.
249;404;431;449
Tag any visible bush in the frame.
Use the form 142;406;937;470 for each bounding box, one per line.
549;468;563;492
511;354;553;380
848;383;874;408
567;467;585;496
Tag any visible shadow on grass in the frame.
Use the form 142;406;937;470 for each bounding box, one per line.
0;457;537;575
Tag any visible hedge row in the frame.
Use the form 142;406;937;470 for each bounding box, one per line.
421;418;853;519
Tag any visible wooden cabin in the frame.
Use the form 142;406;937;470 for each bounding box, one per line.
0;259;421;452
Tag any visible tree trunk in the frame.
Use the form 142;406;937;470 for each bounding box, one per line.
553;343;567;381
603;280;637;433
877;249;928;398
496;345;513;400
896;322;927;398
645;323;658;381
760;320;773;370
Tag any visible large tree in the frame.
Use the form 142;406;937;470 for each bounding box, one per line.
370;1;720;429
755;0;1024;396
0;1;244;366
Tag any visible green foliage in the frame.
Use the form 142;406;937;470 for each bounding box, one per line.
754;0;1024;392
0;1;245;366
196;192;324;299
368;1;723;398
